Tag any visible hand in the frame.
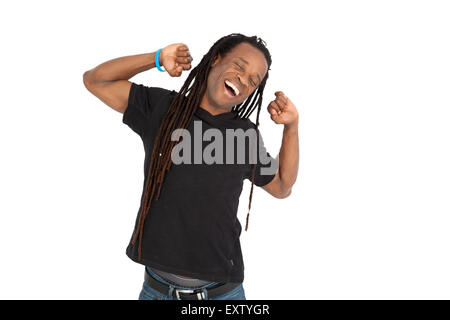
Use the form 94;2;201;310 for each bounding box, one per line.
159;43;193;77
267;91;298;127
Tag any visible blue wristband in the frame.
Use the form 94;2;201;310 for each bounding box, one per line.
155;48;166;72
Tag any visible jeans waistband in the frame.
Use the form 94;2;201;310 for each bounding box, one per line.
145;266;221;290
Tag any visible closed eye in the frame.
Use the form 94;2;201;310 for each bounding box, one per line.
234;63;257;87
234;62;244;71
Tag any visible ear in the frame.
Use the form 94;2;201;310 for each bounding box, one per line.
211;53;222;68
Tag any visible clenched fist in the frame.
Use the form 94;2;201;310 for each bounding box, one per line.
159;43;193;77
267;91;298;126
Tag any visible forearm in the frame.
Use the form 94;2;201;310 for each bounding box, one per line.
83;52;159;84
278;121;299;193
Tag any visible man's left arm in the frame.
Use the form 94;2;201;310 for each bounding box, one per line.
262;91;299;199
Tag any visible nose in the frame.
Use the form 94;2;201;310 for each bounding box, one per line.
237;76;248;91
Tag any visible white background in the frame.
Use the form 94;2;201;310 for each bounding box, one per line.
1;0;449;299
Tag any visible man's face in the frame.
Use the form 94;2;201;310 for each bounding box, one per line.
205;42;268;111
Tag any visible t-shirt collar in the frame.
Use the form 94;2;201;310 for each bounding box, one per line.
195;106;239;121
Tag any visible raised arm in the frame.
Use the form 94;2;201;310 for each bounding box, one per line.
82;43;193;114
262;91;299;198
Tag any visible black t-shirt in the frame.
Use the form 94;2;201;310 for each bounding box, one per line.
122;82;278;283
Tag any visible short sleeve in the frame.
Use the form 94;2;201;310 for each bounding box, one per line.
122;82;172;138
245;127;279;187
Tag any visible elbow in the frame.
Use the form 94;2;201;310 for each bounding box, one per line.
274;187;292;199
83;70;94;90
83;71;90;88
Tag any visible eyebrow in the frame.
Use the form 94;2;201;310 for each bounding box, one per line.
238;57;262;84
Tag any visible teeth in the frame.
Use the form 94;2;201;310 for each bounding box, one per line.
225;80;239;96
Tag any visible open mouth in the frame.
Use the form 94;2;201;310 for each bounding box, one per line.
224;80;238;98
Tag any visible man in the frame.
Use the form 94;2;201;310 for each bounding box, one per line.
83;33;299;300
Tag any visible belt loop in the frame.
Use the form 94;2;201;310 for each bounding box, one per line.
168;285;174;300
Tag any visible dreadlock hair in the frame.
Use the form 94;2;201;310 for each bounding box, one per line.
131;33;273;261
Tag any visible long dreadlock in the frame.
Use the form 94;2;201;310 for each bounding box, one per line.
131;33;273;261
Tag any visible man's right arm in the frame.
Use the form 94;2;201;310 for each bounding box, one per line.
82;52;160;114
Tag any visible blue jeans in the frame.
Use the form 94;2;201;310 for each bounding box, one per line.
138;266;246;300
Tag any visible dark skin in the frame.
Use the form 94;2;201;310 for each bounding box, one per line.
199;42;268;115
83;42;299;279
